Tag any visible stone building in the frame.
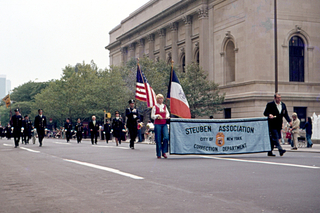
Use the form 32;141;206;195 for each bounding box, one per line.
106;0;320;124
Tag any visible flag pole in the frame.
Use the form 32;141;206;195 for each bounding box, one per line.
9;93;12;125
137;58;146;109
137;58;145;85
166;60;174;106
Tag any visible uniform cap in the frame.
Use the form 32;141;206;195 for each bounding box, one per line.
128;99;135;104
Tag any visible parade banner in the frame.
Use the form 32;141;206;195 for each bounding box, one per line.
170;117;271;155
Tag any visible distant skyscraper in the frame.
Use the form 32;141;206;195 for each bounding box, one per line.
0;75;6;99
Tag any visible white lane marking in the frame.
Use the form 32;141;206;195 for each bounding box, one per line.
201;156;320;169
93;145;129;149
63;159;144;180
19;147;40;153
54;142;71;145
3;143;12;146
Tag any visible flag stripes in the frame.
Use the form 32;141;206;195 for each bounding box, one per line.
135;65;156;108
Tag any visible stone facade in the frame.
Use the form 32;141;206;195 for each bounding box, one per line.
106;0;320;123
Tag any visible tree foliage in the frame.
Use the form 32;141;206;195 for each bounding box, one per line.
0;59;225;127
179;63;225;118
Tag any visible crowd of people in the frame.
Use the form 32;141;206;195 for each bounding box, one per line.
263;93;314;157
0;96;171;158
1;93;315;158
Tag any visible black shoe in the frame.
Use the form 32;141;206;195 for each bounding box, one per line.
130;147;134;149
14;146;17;148
267;153;276;157
280;150;286;156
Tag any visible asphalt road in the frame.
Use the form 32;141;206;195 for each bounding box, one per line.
1;138;320;213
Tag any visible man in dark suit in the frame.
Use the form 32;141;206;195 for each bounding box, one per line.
12;109;23;148
64;118;72;143
89;115;99;145
75;118;83;143
34;109;47;147
264;93;291;157
22;115;33;145
126;99;140;149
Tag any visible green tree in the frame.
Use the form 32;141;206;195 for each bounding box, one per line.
117;57;171;118
179;63;225;118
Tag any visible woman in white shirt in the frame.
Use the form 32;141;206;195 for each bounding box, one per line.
151;94;170;158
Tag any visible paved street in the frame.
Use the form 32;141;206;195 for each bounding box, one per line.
1;138;320;213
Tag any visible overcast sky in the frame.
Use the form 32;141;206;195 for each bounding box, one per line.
0;0;149;90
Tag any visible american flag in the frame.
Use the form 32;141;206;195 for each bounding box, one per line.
135;65;156;108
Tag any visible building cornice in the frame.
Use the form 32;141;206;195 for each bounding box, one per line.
106;0;207;50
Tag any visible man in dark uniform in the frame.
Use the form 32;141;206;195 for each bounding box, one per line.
89;115;99;145
0;124;3;139
264;93;291;157
6;123;12;139
75;118;83;143
34;109;47;147
64;118;72;143
104;120;111;144
22;115;33;144
12;109;23;148
125;99;140;149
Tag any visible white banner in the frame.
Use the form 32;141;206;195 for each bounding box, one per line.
170;117;271;155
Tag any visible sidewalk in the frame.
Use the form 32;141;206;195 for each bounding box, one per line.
280;144;320;153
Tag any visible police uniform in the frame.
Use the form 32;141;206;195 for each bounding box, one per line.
23;115;33;144
75;120;83;143
104;121;111;143
12;109;23;148
64;119;72;142
125;99;140;149
111;111;125;146
34;109;47;147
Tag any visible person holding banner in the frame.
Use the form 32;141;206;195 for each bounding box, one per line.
264;93;291;157
151;94;170;159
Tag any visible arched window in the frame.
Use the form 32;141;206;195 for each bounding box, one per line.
226;40;235;83
180;54;186;72
289;36;304;82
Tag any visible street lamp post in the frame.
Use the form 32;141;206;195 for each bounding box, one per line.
274;0;278;93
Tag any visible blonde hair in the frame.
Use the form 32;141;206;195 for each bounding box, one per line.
292;112;297;117
156;94;164;101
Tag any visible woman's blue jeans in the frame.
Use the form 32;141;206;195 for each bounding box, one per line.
306;133;313;147
154;124;169;157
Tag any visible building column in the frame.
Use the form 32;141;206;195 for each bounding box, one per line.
128;43;135;59
183;15;192;65
121;47;127;64
198;6;209;72
170;22;179;64
158;28;166;61
208;5;214;81
147;34;155;60
138;39;145;58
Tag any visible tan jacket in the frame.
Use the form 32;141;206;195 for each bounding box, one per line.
291;118;300;134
